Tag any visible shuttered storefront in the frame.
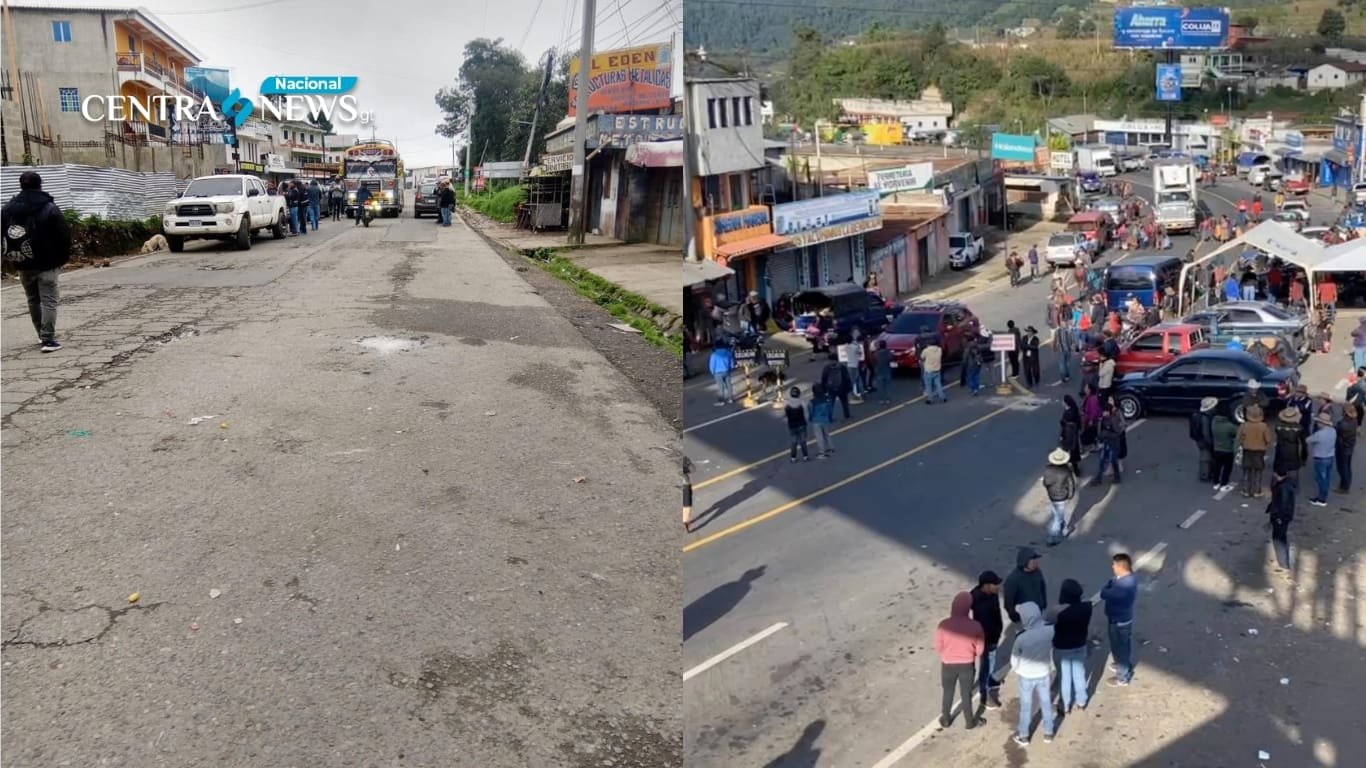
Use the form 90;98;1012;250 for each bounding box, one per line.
767;249;802;297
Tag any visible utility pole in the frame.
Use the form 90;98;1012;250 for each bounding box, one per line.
1358;92;1365;184
682;79;699;262
464;135;472;195
567;0;597;245
523;50;555;171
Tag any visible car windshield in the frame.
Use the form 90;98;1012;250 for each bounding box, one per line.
949;235;967;248
1158;191;1190;204
1106;266;1156;291
888;312;940;335
1049;234;1076;248
420;184;436;194
1249;302;1294;320
182;178;244;197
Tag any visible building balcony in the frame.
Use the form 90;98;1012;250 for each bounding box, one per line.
115;51;196;97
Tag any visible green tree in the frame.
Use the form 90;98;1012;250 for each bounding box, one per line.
434;38;530;161
922;22;948;54
1318;9;1347;42
1233;13;1259;29
1056;10;1082;39
782;24;841;127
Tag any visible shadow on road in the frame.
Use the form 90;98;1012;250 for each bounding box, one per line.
684;565;768;642
762;719;826;768
693;474;770;532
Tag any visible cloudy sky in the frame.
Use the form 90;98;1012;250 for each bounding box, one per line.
134;0;682;167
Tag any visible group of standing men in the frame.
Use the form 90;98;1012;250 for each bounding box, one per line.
935;547;1140;747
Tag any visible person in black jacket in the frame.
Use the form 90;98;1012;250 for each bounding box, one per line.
1273;408;1306;477
1053;579;1093;713
1190;397;1217;483
292;182;310;236
969;571;1004;710
1006;320;1022;377
1060;396;1083;475
1022;325;1042;388
1042;448;1076;545
438;181;457;227
820;359;851;419
1266;471;1297;574
783;386;810;463
1003;547;1047;625
1;171;72;352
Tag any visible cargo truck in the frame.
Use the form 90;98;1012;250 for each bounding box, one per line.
1075;145;1118;177
1151;157;1198;233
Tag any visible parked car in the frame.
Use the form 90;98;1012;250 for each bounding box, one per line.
1352;182;1366;205
1089;196;1124;218
1270;211;1304;232
1280;199;1311;226
948;232;985;269
1300;226;1333;242
1045;232;1088;268
1078;172;1104;195
1284;176;1311;195
1261;171;1284;192
1113;349;1297;422
1064;211;1114;255
875;300;981;372
414;181;440;218
1182;300;1308;355
1082;322;1208;379
162;174;287;252
787;284;904;343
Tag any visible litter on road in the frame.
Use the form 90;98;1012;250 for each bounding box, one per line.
209;589;221;599
186;415;219;426
66;429;91;438
127;592;139;603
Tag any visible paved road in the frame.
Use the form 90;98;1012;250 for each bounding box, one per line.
1;211;681;765
681;177;1366;767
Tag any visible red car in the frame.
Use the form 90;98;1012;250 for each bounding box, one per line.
1284;176;1311;196
1082;322;1208;378
876;301;981;371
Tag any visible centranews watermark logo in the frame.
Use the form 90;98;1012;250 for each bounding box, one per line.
80;75;373;128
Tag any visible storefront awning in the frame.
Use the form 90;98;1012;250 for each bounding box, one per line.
683;258;735;287
1325;149;1349;166
625;140;683;168
715;233;792;259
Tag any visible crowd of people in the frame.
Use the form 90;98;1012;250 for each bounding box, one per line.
934;548;1140;746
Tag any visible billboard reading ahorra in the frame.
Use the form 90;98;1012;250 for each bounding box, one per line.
568;43;673;117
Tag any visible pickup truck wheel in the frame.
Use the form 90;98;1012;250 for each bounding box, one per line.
1116;393;1143;420
235;217;252;250
167;235;184;253
272;211;286;239
1233;403;1247;424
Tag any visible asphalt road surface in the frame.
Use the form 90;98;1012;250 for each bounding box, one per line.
1;208;680;766
682;174;1366;767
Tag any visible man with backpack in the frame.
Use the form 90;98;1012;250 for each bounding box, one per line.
2;171;72;352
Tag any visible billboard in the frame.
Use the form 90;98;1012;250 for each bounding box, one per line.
990;133;1037;162
185;67;231;103
568;43;673;117
1155;64;1182;102
866;163;934;194
1113;7;1229;50
772;190;882;249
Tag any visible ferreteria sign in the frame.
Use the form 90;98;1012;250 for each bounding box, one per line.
79;75;372;129
867;162;934;194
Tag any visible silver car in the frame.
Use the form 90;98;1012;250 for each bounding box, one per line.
1184;300;1308;353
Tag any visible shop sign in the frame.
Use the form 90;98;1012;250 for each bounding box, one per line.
541;153;573;173
1283;131;1304;149
591;114;683;148
990;133;1037;162
1050;152;1073;172
772;191;882;249
239;161;264;173
867;162;933;194
545;128;575;154
568;43;673;117
265;154;285;170
702;205;772;258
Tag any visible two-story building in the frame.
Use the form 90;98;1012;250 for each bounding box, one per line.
0;2;217;175
686;74;790;300
1326;112;1363;189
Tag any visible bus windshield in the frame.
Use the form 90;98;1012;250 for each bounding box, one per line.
1106;266;1156;292
345;159;398;178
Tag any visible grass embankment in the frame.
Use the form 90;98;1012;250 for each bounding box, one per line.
457;185;524;223
528;248;683;358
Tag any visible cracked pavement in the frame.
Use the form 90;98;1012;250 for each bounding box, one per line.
1;212;680;767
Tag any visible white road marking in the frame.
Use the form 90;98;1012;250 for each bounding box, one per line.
1179;509;1208;529
683;622;788;682
683;395;798;434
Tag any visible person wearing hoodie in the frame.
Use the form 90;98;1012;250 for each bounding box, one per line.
1003;547;1047;625
1266;470;1297;574
969;571;1005;710
1042;448;1076;546
1237;404;1273;497
1353;317;1366;371
307;179;322;231
708;343;736;405
1053;579;1093;714
1336;403;1358;492
1100;553;1138;686
1307;411;1338;506
934;592;985;730
1190;397;1217;483
808;384;836;458
1010;602;1056;746
2;171;72;353
1273;407;1307;477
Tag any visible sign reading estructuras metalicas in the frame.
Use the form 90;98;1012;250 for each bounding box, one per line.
772;191;882;249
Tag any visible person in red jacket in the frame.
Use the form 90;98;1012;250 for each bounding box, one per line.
935;592;985;730
1318;276;1338;316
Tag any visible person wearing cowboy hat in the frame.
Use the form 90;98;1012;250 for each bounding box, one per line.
1190;397;1218;483
1042;448;1076;545
1022;325;1042;388
1307;411;1339;506
1287;384;1314;436
1273;406;1307;478
1241;378;1268;416
1237;404;1273;497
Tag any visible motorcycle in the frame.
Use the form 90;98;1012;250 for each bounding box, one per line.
361;200;380;227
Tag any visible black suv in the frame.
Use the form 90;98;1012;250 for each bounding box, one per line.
413;182;439;218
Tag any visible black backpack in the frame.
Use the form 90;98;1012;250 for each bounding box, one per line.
2;208;40;266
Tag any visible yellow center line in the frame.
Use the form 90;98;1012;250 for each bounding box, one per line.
683;406;1011;553
691;381;961;490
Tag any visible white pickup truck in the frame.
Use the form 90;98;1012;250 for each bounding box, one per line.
947;232;985;269
162;174;287;252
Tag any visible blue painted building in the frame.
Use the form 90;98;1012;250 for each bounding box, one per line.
1326;114;1364;189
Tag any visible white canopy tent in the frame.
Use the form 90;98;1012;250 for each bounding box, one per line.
1310;239;1366;275
1178;220;1332;315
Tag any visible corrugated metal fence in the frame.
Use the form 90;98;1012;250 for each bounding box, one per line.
1;164;178;221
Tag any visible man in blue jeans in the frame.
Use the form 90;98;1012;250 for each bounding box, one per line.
1307;411;1338;506
2;170;72;353
709;343;735;406
1101;552;1138;686
1010;602;1055;745
969;571;1004;710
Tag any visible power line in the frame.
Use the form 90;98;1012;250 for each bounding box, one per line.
614;0;633;49
518;0;550;54
157;0;297;15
